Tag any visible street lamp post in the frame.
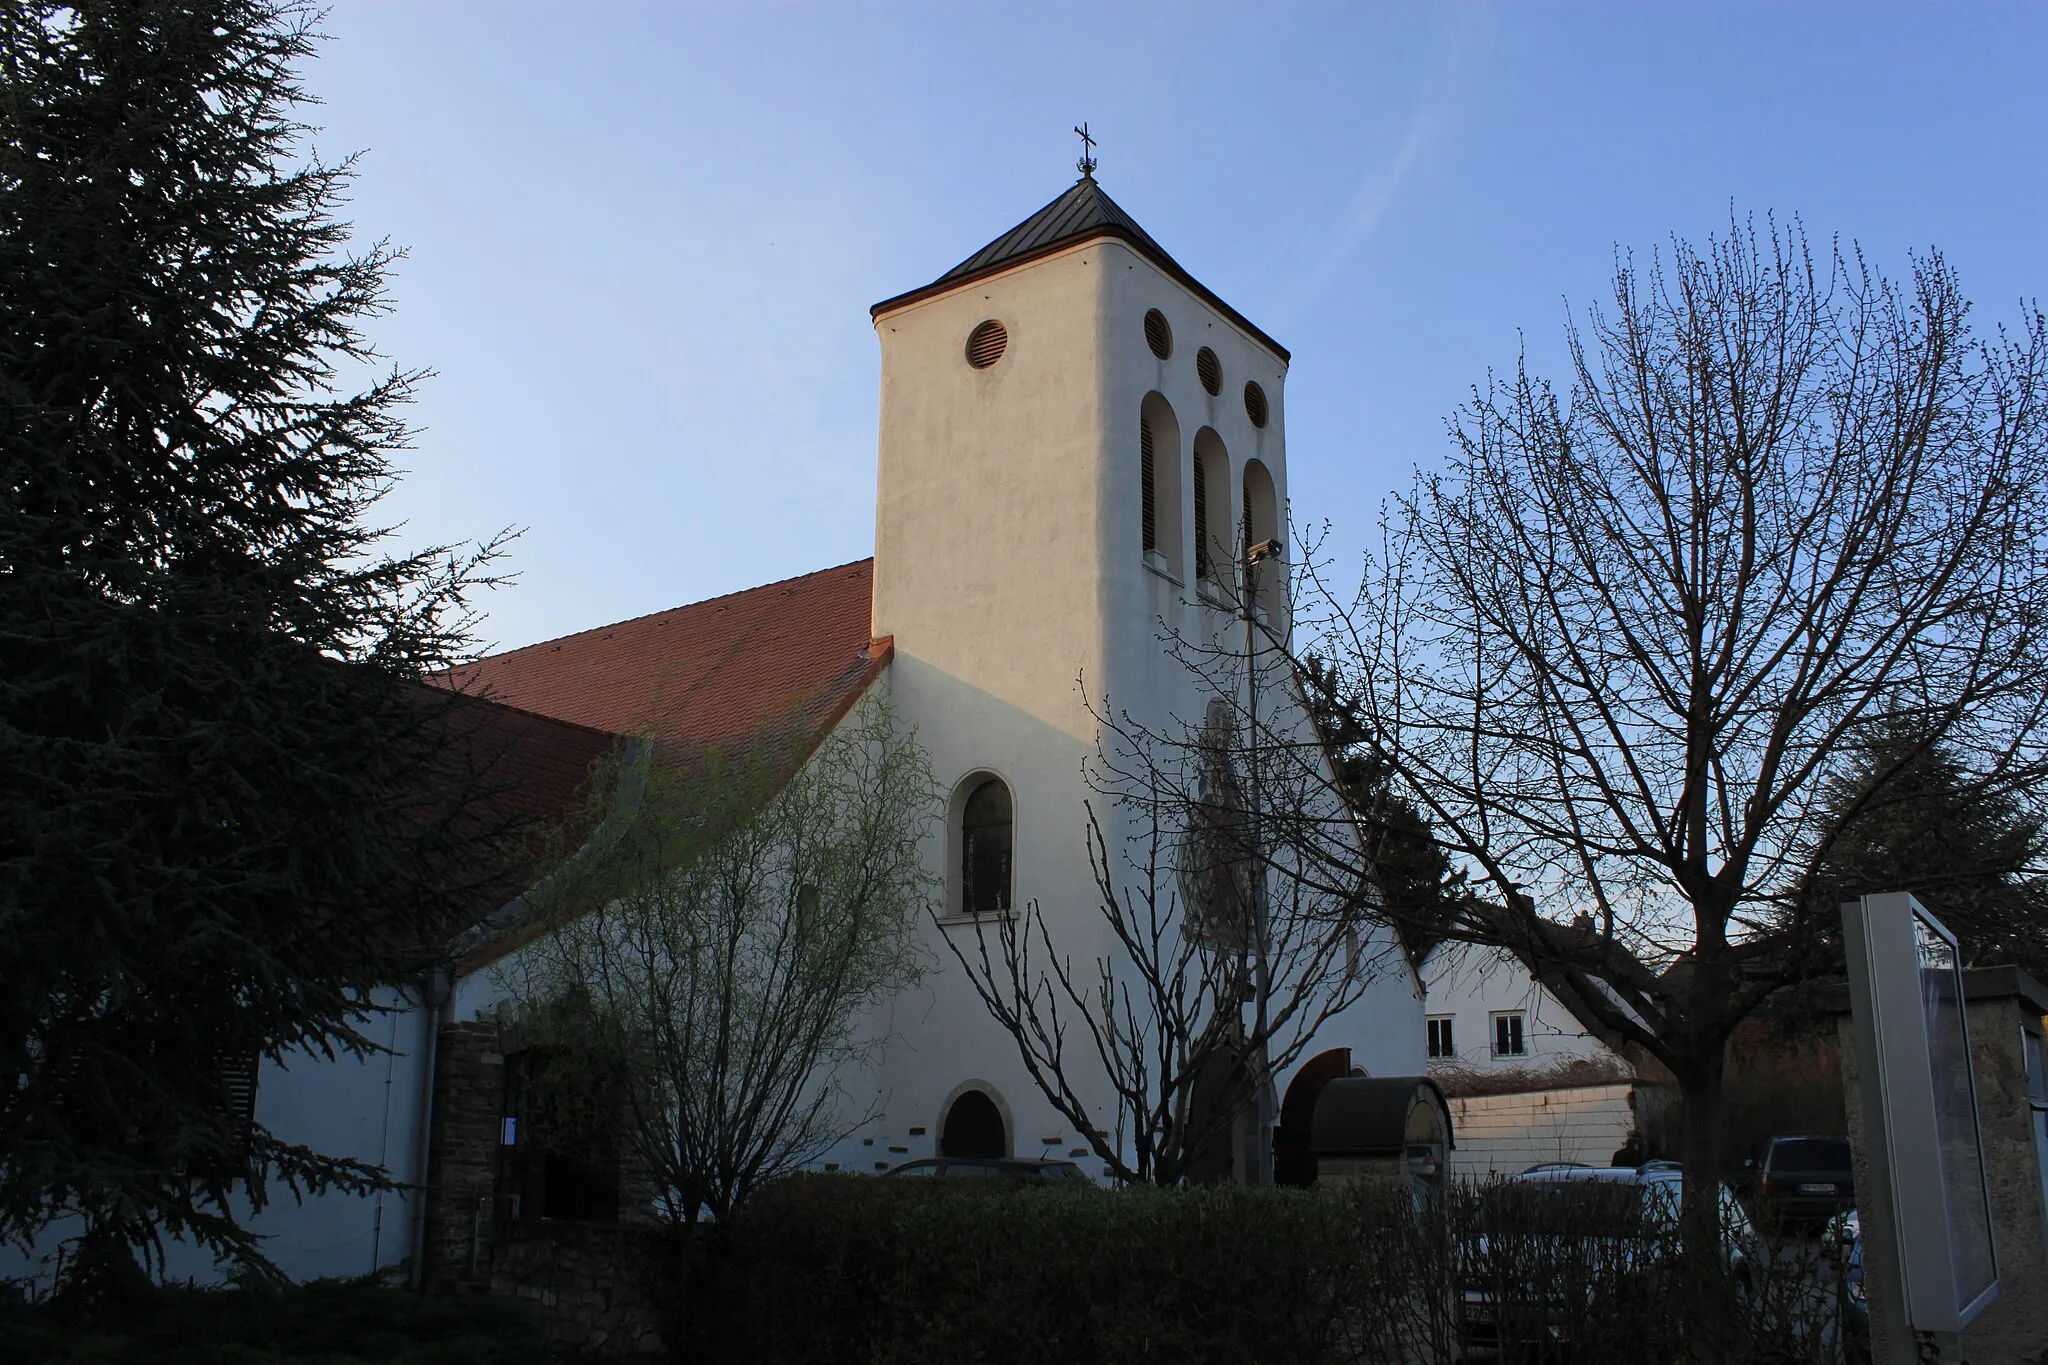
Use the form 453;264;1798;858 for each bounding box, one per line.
1240;536;1282;1187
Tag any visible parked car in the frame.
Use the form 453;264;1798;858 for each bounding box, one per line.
1458;1165;1757;1362
1758;1134;1855;1224
883;1156;1085;1179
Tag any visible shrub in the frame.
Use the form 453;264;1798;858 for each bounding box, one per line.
0;1275;551;1364
692;1173;1843;1365
699;1174;1384;1365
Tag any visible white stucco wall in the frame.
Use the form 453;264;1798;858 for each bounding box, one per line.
1;986;432;1289
1420;941;1615;1072
849;233;1424;1178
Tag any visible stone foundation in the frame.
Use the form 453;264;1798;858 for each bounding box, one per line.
489;1221;674;1359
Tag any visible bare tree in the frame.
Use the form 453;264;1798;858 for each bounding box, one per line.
942;655;1400;1185
1290;216;2048;1255
498;698;940;1225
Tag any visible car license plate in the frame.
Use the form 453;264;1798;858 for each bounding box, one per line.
1799;1183;1838;1194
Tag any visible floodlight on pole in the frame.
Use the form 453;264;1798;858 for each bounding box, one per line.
1238;534;1282;1187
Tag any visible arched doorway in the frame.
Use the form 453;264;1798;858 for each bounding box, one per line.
939;1089;1007;1158
1275;1048;1356;1186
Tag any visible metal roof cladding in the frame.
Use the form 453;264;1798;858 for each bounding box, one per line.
870;175;1290;364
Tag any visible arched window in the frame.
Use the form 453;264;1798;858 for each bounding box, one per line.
961;777;1013;916
1241;457;1282;621
1192;428;1229;586
1180;697;1251;950
1139;394;1183;577
940;1088;1008;1159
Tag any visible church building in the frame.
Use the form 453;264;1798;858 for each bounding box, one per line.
5;167;1430;1289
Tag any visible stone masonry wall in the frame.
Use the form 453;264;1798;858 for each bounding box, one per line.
489;1221;673;1358
424;1019;507;1289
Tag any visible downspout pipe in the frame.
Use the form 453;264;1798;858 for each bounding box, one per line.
406;965;452;1292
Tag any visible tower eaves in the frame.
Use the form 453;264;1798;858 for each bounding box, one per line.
870;177;1290;363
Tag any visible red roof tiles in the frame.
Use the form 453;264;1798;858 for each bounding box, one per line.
444;559;885;754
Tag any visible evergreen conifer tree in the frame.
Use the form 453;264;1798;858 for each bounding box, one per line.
1809;722;2048;979
1;0;510;1278
1301;657;1466;962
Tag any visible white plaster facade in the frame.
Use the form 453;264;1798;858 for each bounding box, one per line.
4;987;433;1287
1418;940;1616;1074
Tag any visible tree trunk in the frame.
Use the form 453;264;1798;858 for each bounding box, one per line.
1676;1044;1726;1262
1676;1041;1733;1360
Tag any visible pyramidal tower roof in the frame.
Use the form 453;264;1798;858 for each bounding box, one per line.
871;174;1288;361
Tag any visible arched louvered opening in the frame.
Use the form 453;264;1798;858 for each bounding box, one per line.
1139;392;1183;578
959;775;1014;917
1196;346;1223;396
1141;415;1157;557
1144;307;1173;360
1192;426;1229;587
1241;457;1283;622
965;319;1008;369
1243;379;1269;428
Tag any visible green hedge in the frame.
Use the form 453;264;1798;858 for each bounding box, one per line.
693;1175;1414;1365
0;1274;551;1365
688;1173;1841;1365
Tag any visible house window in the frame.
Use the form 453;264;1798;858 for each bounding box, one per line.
1427;1016;1456;1060
1492;1011;1526;1058
961;777;1014;916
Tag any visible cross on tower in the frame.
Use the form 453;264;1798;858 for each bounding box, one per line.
1074;122;1098;179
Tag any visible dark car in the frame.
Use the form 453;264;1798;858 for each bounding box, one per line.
1759;1135;1854;1224
883;1157;1085;1179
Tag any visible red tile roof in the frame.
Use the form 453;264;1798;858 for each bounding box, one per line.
397;686;623;946
444;559;886;755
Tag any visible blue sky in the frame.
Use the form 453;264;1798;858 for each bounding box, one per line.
303;2;2048;654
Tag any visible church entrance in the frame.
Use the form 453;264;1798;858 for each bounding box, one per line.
1275;1047;1357;1186
939;1089;1006;1158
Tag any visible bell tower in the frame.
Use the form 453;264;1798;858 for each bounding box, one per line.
868;169;1292;773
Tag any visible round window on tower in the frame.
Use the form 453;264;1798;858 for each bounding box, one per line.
1196;347;1222;396
1244;380;1269;429
1144;308;1173;360
965;320;1008;370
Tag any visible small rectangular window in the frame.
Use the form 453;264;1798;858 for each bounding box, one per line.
1426;1016;1455;1060
1492;1011;1526;1057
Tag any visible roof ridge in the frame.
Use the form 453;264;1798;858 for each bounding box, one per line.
469;557;875;663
